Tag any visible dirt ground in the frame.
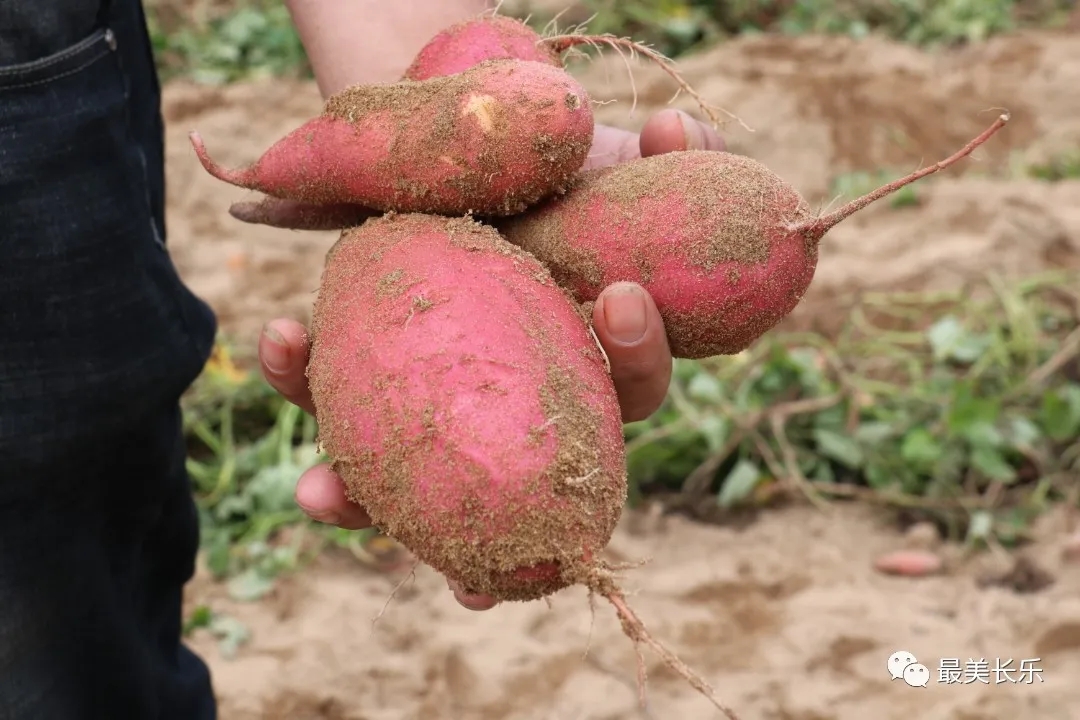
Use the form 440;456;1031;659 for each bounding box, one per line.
167;29;1080;720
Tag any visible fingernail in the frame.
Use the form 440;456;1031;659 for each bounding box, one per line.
307;510;341;526
677;110;707;150
601;283;648;344
455;593;492;611
261;324;289;374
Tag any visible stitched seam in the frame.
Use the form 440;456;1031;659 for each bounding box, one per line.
0;48;111;92
0;30;106;78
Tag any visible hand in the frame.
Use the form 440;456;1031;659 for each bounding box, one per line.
258;108;724;611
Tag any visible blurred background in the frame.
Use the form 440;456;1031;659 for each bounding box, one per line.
155;2;1080;718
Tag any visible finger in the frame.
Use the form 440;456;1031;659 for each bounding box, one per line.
448;579;499;611
259;319;315;415
639;108;727;157
592;282;673;423
584;125;641;170
295;462;373;530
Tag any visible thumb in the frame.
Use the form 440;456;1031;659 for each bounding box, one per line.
592;282;673;423
639;108;726;157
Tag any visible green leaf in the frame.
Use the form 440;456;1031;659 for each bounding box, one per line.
813;428;864;469
717;460;762;508
854;421;895;444
864;461;902;490
227;567;276;602
1006;417;1042;449
966;510;995;543
812;404;847;432
900;428;943;466
962;420;1003;449
947;382;1000;437
182;605;213;637
970;445;1016;483
927;315;992;363
247;462;304;514
788;348;825;387
1040;384;1080;442
687;371;724;403
209;615;251;659
204;533;232;578
698;414;730;453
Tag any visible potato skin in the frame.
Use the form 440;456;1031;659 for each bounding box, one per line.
497;151;820;358
403;15;562;81
192;60;594;217
307;214;626;601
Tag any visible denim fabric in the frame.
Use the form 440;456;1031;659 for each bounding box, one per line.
0;3;103;65
0;0;218;718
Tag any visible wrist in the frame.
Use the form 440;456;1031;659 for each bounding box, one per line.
285;0;492;96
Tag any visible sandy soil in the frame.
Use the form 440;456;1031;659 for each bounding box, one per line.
166;29;1080;720
186;504;1080;720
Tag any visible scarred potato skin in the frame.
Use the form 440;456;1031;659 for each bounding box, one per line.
497;151;821;359
306;214;627;602
403;15;562;81
191;59;594;217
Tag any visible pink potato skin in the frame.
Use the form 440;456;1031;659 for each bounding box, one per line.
403;15;562;80
306;214;627;601
497;151;821;359
191;60;594;217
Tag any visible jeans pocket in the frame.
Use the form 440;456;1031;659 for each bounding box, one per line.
0;27;116;92
0;19;215;463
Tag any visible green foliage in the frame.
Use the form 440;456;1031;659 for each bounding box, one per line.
182;604;251;658
830;169;921;210
176;271;1078;639
623;271;1080;545
569;0;1074;59
141;0;1074;86
1026;149;1080;181
181;344;375;607
146;0;311;83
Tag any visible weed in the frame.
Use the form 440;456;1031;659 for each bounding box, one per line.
624;270;1080;547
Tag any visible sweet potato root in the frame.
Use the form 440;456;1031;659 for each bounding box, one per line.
191;59;594;217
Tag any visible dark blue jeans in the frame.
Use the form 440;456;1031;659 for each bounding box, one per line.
0;1;218;718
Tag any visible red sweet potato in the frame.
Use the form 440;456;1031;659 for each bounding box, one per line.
403;14;561;81
307;212;741;719
219;15;742;231
874;550;944;577
497;114;1011;358
307;213;626;601
191;59;594;217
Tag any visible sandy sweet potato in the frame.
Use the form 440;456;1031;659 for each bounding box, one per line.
191;59;594;217
497;114;1011;358
307;213;626;602
307;212;742;719
403;14;561;80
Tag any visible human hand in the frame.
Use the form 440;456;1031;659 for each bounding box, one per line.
258;108;724;610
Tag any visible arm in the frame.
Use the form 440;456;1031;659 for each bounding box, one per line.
283;0;492;97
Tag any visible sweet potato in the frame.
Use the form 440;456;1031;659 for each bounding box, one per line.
220;16;746;231
307;213;626;602
190;59;594;217
874;550;944;577
307;212;741;719
403;14;561;80
498;114;1011;359
402;14;744;130
222;16;564;230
